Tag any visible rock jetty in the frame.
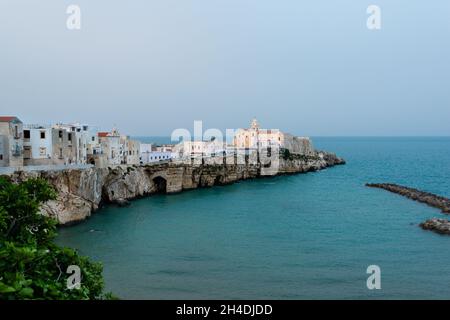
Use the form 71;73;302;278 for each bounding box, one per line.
420;219;450;235
366;183;450;214
366;183;450;236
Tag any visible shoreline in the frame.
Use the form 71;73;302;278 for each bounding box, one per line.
58;162;345;228
4;151;345;225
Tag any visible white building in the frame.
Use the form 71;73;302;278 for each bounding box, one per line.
52;123;92;164
22;124;53;165
173;139;226;159
85;126;101;155
0;116;23;167
139;143;152;164
126;138;141;165
98;129;121;165
233;119;314;155
144;151;172;163
140;143;173;164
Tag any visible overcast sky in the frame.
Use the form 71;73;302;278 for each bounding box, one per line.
0;1;449;136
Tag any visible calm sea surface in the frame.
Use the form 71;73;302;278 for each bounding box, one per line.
56;137;450;299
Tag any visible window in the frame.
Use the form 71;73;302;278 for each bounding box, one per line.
40;131;46;139
0;154;3;160
92;137;95;142
24;130;30;139
59;131;63;138
68;133;72;141
59;148;63;158
39;147;46;156
14;126;18;138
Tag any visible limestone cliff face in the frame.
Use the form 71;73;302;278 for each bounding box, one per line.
4;151;345;225
278;151;345;174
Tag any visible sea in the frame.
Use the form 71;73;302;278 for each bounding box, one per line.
56;137;450;299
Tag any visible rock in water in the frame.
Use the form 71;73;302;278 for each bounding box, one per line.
366;183;450;236
420;219;450;235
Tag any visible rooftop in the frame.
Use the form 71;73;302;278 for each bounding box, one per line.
0;116;21;123
98;132;110;138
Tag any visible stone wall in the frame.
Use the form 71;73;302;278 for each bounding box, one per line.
282;134;314;155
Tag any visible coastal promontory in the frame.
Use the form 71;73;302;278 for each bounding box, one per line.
4;151;345;225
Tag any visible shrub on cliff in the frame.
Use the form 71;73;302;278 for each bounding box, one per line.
281;148;292;160
0;177;112;300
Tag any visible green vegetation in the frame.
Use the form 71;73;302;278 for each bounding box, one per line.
0;177;112;300
281;148;292;160
280;149;315;162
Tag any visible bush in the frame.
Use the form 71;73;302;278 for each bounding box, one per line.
281;148;292;160
0;177;113;300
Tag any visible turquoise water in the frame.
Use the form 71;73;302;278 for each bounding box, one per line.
56;137;450;299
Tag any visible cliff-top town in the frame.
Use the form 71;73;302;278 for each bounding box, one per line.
0;116;314;170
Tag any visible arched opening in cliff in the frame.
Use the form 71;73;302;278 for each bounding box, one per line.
214;175;225;186
152;176;167;194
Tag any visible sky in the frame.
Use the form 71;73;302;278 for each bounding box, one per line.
0;1;449;136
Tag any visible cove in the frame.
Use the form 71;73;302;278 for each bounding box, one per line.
56;137;450;299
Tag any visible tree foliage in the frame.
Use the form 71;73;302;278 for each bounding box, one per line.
0;177;112;300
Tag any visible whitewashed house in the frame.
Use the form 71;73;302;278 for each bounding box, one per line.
0;116;23;167
126;138;141;165
22;124;53;165
173;139;226;159
140;143;172;164
98;129;121;165
139;143;152;164
52;123;92;164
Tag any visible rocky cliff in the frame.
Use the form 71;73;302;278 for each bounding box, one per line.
4;151;345;225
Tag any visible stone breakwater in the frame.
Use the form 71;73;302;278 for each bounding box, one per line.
366;183;450;214
2;151;344;225
366;183;450;235
420;219;450;235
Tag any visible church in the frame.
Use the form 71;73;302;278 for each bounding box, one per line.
232;119;314;155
